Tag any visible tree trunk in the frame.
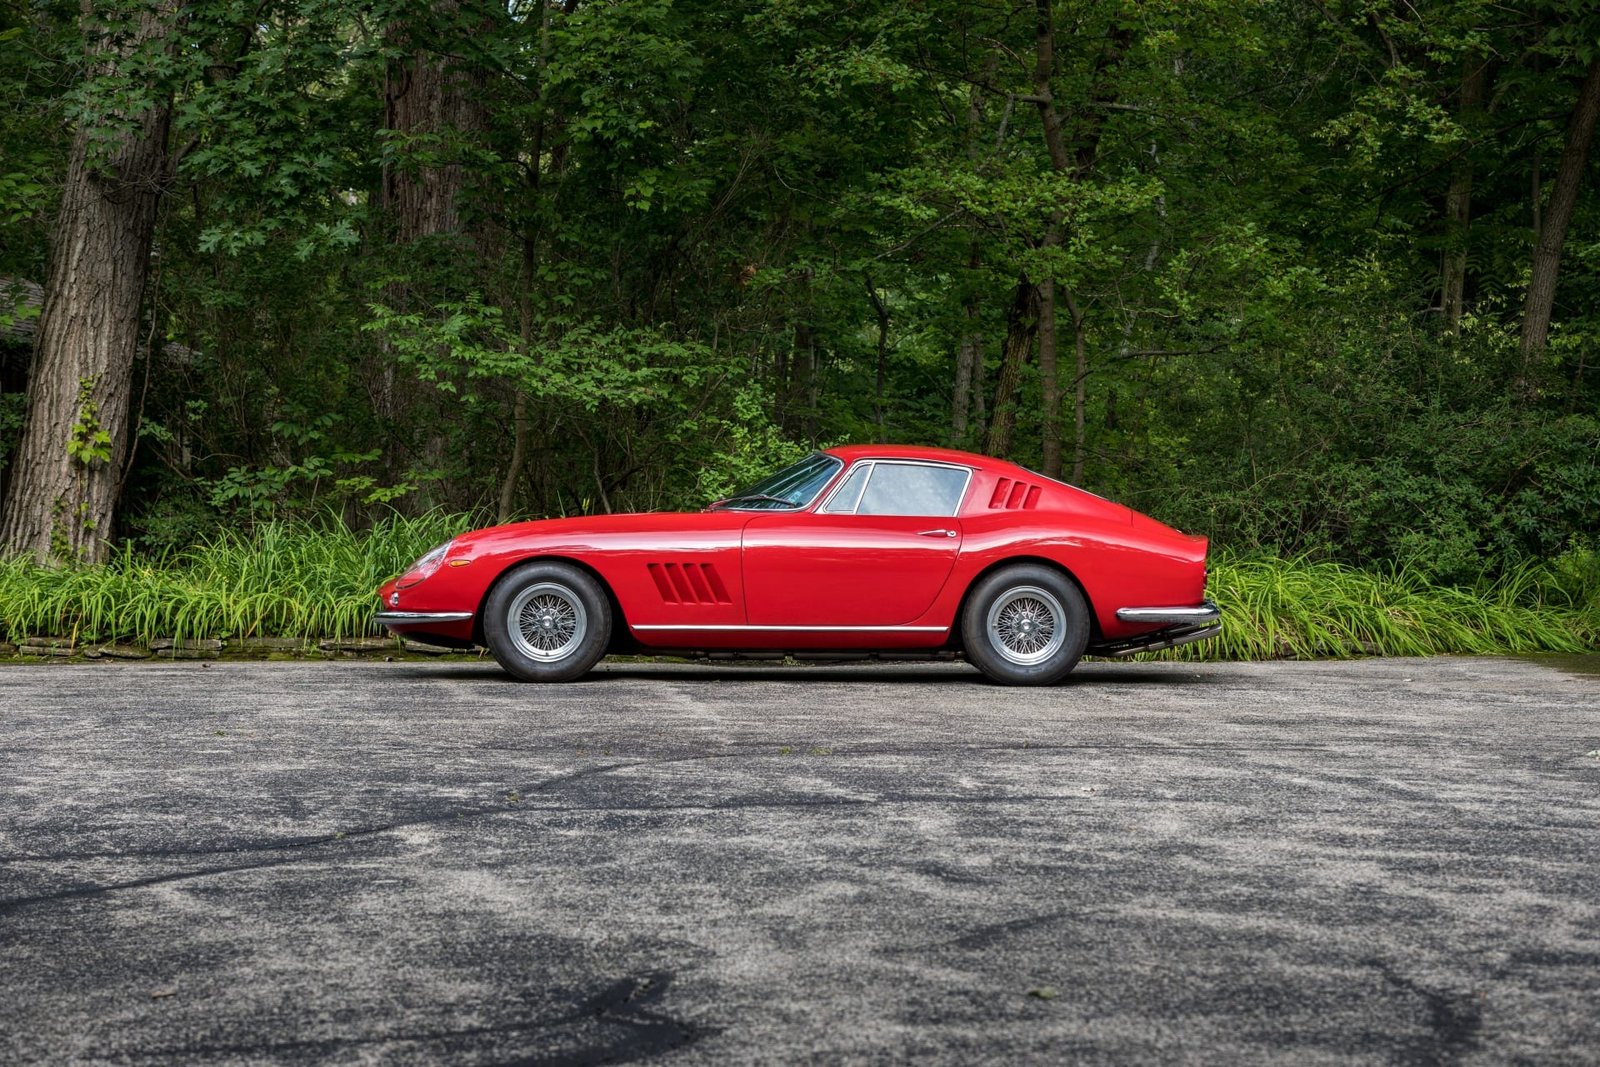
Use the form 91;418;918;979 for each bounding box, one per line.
1441;56;1487;333
0;1;179;563
787;263;817;441
1070;21;1135;179
787;320;818;442
1025;0;1127;476
985;278;1039;458
498;233;537;524
1520;56;1600;366
951;325;979;445
951;61;992;448
773;341;789;426
1037;278;1061;477
1031;0;1072;478
378;1;495;499
1062;286;1088;484
383;5;494;259
865;276;890;435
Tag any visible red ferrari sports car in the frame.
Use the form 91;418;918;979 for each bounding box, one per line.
374;445;1219;684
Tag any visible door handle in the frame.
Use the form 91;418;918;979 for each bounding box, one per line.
917;528;958;538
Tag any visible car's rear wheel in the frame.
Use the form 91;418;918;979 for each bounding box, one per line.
483;561;611;682
961;564;1090;685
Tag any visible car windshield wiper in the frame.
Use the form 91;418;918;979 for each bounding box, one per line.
710;493;800;510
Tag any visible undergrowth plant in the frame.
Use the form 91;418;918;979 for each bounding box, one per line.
0;512;470;645
1168;554;1600;661
0;515;1595;657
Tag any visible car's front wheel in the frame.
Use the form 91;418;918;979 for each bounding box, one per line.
483;561;612;682
961;564;1090;685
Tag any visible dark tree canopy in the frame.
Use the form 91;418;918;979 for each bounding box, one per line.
1;0;1598;580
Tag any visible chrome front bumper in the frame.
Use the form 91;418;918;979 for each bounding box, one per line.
373;611;474;627
1090;600;1222;657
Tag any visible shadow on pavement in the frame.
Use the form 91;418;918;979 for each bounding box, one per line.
381;660;1220;687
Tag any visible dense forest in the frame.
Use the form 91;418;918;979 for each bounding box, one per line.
1;0;1598;591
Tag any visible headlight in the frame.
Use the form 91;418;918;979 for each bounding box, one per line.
396;540;453;589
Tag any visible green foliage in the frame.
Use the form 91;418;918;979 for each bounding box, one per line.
0;512;466;644
1163;553;1600;662
0;519;1591;654
65;378;112;466
2;0;1599;610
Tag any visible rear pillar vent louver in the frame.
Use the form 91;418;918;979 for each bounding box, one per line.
987;478;1042;510
647;562;733;605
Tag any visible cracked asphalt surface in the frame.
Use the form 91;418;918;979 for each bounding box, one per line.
2;655;1598;1065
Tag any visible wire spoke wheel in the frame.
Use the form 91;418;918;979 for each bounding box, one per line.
508;582;588;662
986;585;1066;666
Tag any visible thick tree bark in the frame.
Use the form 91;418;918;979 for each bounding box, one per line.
788;320;818;443
1031;0;1072;478
951;281;981;446
1023;2;1130;477
498;233;537;524
1071;23;1135;178
951;60;992;448
1062;286;1087;484
0;2;179;563
1037;278;1061;476
1520;56;1600;365
383;6;494;258
378;2;495;500
786;262;818;442
1441;56;1487;333
985;278;1039;458
865;276;890;435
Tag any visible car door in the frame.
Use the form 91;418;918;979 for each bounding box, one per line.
740;460;971;627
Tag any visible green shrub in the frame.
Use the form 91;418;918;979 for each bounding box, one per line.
1167;554;1599;661
0;516;1594;656
0;512;468;644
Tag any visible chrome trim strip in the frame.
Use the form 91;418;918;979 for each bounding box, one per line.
1116;600;1221;625
631;624;949;632
375;611;474;625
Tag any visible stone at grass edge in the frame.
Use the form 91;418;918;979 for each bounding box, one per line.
237;637;311;651
0;640;18;656
99;644;153;660
149;638;225;652
21;638;76;657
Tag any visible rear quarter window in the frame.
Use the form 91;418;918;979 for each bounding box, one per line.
855;463;969;517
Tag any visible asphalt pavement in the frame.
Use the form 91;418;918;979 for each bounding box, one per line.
2;655;1598;1065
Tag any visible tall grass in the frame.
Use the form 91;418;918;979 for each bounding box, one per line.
0;514;1594;656
1187;555;1600;660
0;513;467;645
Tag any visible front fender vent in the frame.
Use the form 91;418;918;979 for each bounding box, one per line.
988;478;1042;510
647;562;732;605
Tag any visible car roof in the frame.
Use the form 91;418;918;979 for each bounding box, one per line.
823;444;998;467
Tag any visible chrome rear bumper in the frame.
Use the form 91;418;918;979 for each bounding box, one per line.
1090;600;1222;657
374;611;473;627
1115;601;1221;626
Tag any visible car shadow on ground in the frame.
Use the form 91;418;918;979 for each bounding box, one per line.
382;660;1219;687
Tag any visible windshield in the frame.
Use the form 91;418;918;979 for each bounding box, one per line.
711;452;842;510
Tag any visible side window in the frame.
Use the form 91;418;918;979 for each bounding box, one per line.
822;464;871;513
855;463;969;517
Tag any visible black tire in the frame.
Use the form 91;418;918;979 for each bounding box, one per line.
483;561;612;682
960;563;1090;685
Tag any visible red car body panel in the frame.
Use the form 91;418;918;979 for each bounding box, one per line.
375;445;1210;654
